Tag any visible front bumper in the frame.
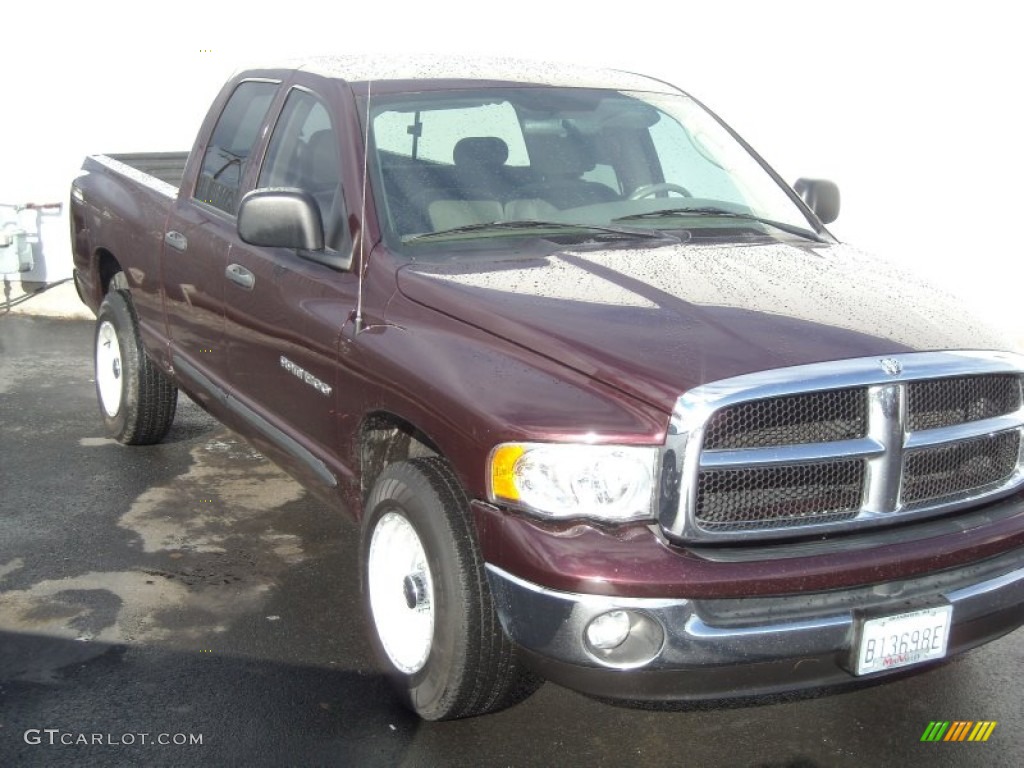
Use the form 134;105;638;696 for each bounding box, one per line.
486;549;1024;701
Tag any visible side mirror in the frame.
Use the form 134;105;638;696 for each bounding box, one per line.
794;178;840;225
238;188;354;271
238;188;324;250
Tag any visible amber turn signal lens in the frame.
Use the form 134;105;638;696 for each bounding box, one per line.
490;444;526;502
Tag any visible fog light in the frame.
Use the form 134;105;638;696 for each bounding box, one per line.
586;610;632;650
583;609;665;669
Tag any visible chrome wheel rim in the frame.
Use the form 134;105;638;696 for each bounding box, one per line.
96;320;123;418
368;512;435;674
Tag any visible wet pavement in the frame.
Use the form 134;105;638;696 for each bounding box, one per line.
1;315;1021;767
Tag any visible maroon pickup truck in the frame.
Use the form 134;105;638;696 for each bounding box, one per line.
71;56;1024;720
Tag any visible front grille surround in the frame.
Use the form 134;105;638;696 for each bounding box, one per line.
661;351;1024;542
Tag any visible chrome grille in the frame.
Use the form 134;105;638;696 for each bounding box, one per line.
702;388;867;449
907;374;1021;431
902;431;1021;506
663;352;1024;542
696;461;863;531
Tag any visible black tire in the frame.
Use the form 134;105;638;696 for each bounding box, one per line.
94;289;177;445
361;457;541;720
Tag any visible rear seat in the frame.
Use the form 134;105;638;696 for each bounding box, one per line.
428;200;504;230
504;198;560;221
381;137;570;234
426;198;563;231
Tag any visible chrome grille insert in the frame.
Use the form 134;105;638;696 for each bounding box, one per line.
662;352;1024;542
907;374;1021;431
901;431;1021;506
696;461;863;531
703;388;867;449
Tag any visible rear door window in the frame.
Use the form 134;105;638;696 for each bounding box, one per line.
195;81;278;214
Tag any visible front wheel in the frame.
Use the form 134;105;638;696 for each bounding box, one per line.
361;457;540;720
94;289;177;445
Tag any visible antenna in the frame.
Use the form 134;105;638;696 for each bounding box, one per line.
354;79;373;334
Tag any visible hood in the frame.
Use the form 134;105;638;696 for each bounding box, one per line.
396;241;1014;413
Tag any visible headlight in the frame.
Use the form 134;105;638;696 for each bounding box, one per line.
488;442;658;522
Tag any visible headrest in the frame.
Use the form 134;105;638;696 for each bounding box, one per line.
525;134;595;178
453;137;509;169
306;130;338;187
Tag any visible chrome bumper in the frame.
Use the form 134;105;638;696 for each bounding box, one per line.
486;557;1024;701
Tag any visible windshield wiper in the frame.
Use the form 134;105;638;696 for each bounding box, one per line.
402;219;669;244
614;207;825;242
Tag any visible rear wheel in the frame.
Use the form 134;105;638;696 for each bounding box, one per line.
94;288;177;445
361;457;541;720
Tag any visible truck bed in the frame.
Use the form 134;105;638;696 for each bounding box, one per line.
73;152;188;336
104;152;189;189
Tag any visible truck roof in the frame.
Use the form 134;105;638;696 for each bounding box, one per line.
256;55;683;94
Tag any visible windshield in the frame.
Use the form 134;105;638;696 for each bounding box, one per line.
363;87;820;250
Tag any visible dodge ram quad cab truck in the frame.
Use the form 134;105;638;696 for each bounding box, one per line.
71;56;1024;720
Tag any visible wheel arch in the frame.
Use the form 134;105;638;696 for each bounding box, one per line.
358;410;445;514
95;248;124;296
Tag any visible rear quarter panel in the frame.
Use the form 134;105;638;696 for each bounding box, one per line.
71;155;177;359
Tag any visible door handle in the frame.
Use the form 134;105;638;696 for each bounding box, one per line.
164;230;188;252
225;263;255;291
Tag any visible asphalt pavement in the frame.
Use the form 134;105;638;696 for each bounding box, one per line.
1;315;1021;767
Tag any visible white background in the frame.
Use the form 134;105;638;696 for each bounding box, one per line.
3;0;1020;338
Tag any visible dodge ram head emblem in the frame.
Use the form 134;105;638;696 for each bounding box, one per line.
880;358;903;377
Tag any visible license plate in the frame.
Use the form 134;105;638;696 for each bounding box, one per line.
854;605;953;676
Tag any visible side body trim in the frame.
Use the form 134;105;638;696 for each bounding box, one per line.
173;354;337;488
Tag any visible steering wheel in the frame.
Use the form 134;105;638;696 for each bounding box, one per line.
628;182;692;200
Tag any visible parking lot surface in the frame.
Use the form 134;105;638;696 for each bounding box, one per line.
1;315;1021;767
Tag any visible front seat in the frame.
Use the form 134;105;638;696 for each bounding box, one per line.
452;137;514;202
519;134;619;210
